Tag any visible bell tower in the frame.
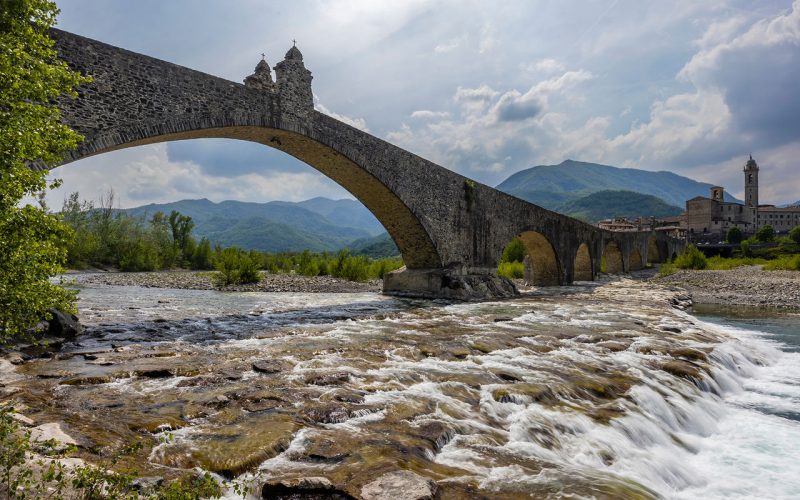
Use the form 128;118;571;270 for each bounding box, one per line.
744;154;759;207
743;155;759;229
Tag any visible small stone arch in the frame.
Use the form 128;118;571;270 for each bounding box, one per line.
573;243;593;281
602;241;624;274
647;236;665;263
629;248;643;271
518;231;561;286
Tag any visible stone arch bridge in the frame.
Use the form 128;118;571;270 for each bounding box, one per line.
46;29;685;300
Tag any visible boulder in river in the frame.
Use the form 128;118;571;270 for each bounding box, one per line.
47;309;82;339
360;470;437;500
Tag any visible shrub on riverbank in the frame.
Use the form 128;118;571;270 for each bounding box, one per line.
673;245;707;270
213;247;262;286
262;249;403;281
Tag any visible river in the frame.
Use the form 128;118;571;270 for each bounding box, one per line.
6;277;800;499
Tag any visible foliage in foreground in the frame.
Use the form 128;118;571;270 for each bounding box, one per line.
0;0;92;341
0;405;225;499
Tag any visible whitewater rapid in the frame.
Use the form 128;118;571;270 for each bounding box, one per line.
9;278;800;499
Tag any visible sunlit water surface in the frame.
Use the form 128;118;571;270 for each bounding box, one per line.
9;279;800;499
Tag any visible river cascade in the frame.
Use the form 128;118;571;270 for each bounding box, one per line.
4;277;799;499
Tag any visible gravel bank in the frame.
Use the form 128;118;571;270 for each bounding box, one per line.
652;265;800;308
70;270;383;294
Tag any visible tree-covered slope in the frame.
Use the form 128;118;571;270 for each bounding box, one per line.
556;190;683;223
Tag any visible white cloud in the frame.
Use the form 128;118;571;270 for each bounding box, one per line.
314;95;370;132
410;110;451;119
533;58;565;73
434;37;462;53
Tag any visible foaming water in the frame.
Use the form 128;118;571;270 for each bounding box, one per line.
11;279;800;498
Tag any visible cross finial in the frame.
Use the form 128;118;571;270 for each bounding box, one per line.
260;52;265;60
292;38;297;47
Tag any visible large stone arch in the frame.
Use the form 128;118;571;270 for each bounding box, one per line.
517;231;561;286
55;120;443;270
573;243;593;281
602;241;624;274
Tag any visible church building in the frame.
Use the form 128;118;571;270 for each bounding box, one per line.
685;156;800;240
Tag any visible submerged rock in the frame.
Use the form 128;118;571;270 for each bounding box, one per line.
30;422;81;450
360;470;436;500
261;477;353;499
252;359;290;374
305;371;351;386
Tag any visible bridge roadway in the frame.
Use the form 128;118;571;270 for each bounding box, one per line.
44;29;685;300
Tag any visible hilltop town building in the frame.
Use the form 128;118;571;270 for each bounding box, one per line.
686;156;800;240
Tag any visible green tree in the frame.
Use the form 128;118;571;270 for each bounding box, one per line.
755;224;775;243
725;227;743;244
191;237;213;270
168;210;195;264
501;237;527;263
789;226;800;245
0;0;91;340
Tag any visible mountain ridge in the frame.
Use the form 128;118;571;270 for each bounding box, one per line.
496;159;741;209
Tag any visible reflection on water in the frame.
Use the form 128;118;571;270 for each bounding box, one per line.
6;279;800;499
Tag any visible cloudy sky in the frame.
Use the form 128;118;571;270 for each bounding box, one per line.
49;0;800;208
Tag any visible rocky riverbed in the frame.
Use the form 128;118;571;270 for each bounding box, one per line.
70;270;383;294
652;265;800;309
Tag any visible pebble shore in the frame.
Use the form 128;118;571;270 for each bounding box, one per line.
69;266;800;309
653;265;800;308
70;270;383;294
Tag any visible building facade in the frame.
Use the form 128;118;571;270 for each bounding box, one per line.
685;156;799;240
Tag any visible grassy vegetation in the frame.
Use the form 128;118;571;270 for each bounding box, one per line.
763;254;800;271
498;261;524;279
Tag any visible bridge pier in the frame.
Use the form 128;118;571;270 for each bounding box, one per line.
383;267;518;301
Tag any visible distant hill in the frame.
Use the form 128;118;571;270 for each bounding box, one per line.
122;198;386;253
496;159;740;209
346;233;399;258
556;190;683;223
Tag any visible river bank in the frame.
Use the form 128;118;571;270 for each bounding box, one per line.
652;265;800;309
